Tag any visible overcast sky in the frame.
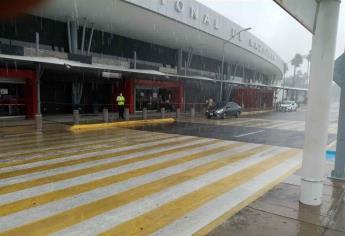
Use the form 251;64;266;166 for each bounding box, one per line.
198;0;345;76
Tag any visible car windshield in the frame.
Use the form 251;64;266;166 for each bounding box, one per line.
213;102;227;109
228;102;239;108
282;101;293;105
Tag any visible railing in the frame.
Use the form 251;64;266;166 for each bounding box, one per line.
40;101;274;125
0;104;26;116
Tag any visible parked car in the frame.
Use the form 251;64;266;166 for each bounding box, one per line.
206;102;242;119
279;100;298;112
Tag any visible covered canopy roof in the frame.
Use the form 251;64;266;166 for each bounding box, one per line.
30;0;284;78
0;53;307;92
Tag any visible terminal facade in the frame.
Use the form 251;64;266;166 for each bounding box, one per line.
0;0;284;118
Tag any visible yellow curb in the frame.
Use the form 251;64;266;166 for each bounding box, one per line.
69;118;175;132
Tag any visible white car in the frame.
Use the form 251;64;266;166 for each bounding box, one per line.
279;101;298;112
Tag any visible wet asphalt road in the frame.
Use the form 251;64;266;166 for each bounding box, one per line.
133;109;338;149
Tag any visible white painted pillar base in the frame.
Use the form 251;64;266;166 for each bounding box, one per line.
161;107;166;119
300;0;340;206
124;108;130;121
103;108;109;123
191;107;195;118
300;179;323;205
35;114;42;133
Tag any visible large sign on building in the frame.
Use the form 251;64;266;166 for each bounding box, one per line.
123;0;280;65
273;0;319;34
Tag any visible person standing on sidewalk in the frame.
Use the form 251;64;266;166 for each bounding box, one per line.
116;93;125;119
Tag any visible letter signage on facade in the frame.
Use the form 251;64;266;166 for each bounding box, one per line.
122;0;281;66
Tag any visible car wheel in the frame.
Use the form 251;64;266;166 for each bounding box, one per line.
235;111;240;118
221;113;226;119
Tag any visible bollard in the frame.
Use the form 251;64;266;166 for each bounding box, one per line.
35;114;42;133
191;107;195;119
73;110;80;125
124;108;129;121
161;107;165;119
103;108;109;123
142;108;148;120
176;108;181;119
202;107;207;115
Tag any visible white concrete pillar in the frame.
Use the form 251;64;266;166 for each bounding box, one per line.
161;107;166;119
143;108;148;120
124;108;130;121
73;110;80;125
103;108;109;123
300;0;340;206
176;108;181;119
35;114;42;133
191;107;195;118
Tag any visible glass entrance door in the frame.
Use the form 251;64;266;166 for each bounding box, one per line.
0;83;25;116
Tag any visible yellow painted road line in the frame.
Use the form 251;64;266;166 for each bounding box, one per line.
100;149;299;236
0;128;122;146
328;127;338;134
262;120;296;129
0;127;151;154
221;119;259;126
0;134;180;174
0;130;155;156
0;128;138;151
243;121;274;128
0;136;199;180
0;137;202;194
253;120;286;128
0;133;178;169
0;125;149;148
279;121;305;130
327;140;337;150
0;126;109;146
0;145;271;235
193;163;301;236
69;118;175;131
0;131;173;162
0;140;237;217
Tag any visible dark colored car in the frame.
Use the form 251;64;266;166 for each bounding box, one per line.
206;102;242;119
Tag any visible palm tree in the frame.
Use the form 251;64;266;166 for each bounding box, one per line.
283;63;289;77
282;63;288;101
291;53;304;87
306;51;311;84
291;53;304;100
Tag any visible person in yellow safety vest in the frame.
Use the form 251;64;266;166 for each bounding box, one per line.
116;93;125;119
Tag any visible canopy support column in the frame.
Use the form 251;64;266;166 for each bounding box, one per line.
300;0;340;206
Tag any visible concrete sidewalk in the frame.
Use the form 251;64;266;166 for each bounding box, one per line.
207;160;345;236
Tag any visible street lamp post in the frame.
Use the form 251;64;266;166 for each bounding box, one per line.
219;27;251;102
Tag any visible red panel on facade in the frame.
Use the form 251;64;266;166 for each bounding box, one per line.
124;78;135;113
0;69;37;118
135;79;181;89
231;87;274;110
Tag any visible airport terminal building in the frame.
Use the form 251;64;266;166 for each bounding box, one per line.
0;0;285;118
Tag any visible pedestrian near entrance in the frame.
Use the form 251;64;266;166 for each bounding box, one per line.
206;98;214;109
116;93;125;119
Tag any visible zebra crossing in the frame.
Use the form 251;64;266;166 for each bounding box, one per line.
0;126;302;235
183;117;338;134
